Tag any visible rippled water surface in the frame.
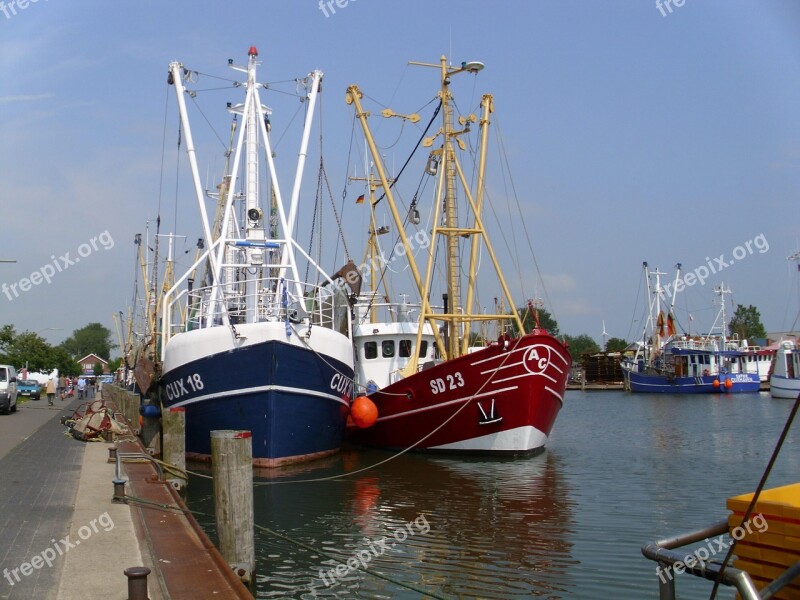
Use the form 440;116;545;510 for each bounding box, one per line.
186;391;799;599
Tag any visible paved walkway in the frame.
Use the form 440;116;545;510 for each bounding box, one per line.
0;397;86;599
0;393;252;599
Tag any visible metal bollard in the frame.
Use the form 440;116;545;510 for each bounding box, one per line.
124;566;151;600
108;446;118;462
112;478;127;503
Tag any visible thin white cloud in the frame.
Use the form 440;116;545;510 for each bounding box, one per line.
0;92;53;104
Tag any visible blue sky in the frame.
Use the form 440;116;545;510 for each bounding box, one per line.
1;0;799;352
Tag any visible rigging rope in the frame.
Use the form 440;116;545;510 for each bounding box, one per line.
373;101;442;207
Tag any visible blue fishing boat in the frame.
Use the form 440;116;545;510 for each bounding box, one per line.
621;263;760;394
158;48;354;466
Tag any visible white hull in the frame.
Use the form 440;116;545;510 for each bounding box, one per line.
163;321;353;375
430;425;548;453
770;376;800;399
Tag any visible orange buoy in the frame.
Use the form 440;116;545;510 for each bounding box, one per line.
724;378;733;389
351;395;378;428
713;379;720;388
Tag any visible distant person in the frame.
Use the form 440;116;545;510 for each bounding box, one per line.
45;379;56;406
58;375;66;400
77;377;86;399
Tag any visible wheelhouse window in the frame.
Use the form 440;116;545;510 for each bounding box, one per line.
364;342;377;359
382;340;395;358
420;341;428;358
399;340;412;358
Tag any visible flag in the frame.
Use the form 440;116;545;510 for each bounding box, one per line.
355;194;365;204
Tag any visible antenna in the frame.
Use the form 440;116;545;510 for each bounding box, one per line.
602;320;609;350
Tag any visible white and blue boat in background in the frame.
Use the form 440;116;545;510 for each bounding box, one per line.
621;263;760;394
158;48;354;467
770;339;800;399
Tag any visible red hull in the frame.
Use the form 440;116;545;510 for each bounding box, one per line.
350;331;571;454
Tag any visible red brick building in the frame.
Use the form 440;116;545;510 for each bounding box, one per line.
77;353;110;375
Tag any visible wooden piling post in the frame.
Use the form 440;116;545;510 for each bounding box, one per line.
125;391;140;435
210;430;254;584
162;407;186;490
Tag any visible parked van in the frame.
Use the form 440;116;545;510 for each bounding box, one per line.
0;365;18;414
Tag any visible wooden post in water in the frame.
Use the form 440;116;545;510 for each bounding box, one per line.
162;407;186;490
211;430;254;585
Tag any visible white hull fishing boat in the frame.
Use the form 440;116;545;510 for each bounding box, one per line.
159;48;354;467
770;339;800;399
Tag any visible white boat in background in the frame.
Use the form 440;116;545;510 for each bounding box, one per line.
770;339;800;399
733;339;774;383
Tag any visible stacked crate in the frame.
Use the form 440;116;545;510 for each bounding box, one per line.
727;483;800;600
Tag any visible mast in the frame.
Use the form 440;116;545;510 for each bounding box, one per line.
347;56;529;372
350;170;393;323
346;85;447;362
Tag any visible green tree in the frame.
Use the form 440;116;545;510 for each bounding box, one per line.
605;337;628;352
51;347;81;377
728;305;767;341
511;305;560;337
0;326;80;375
564;334;601;356
60;323;116;361
93;362;104;376
108;357;122;374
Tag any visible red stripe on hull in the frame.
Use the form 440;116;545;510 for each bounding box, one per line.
350;333;571;452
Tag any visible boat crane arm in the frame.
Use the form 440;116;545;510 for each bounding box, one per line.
168;62;220;290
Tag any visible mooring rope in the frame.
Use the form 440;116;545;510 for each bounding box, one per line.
122;495;449;599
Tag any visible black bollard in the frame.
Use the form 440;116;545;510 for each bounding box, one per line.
124;566;151;600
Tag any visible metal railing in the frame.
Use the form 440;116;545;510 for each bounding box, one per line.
641;519;800;600
183;277;346;331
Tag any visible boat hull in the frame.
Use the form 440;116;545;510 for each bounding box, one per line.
160;324;353;467
769;375;800;399
623;370;761;393
349;332;571;454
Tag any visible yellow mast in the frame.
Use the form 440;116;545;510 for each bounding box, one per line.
346;85;447;361
349;172;393;323
345;56;525;373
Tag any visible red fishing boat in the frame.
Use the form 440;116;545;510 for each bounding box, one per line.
344;56;571;455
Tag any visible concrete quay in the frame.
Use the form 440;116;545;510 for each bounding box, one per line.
0;395;252;599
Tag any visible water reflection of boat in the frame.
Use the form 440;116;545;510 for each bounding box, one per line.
188;451;575;598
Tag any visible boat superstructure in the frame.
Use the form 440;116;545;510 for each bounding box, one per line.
158;48;354;466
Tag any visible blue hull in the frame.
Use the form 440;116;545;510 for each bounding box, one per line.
160;339;353;465
625;371;760;394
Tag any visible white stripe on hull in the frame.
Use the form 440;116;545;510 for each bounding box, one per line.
169;383;350;409
430;425;548;452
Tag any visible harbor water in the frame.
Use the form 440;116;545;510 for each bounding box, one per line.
185;391;799;599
